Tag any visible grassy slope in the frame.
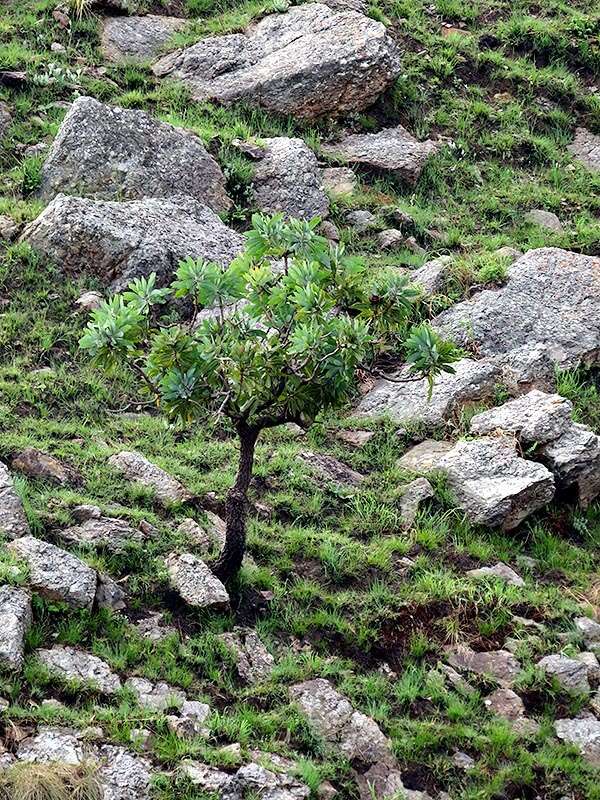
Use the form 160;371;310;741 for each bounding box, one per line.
1;0;600;798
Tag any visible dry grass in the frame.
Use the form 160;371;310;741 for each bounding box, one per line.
0;762;102;800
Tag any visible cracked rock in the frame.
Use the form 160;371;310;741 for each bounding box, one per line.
166;552;229;611
17;727;86;765
539;423;600;506
537;654;590;693
469;390;573;444
219;627;275;684
0;461;30;538
0;586;31;670
109;451;193;506
97;744;152;800
37;646;122;694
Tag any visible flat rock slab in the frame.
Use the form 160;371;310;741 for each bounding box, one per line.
101;15;185;63
8;536;97;609
0;461;30;538
437;436;555;529
470;390;573;444
447;647;521;687
38;96;230;211
249;137;329;219
22;194;243;290
37;646;122;694
108;451;193;505
153;4;400;120
166;552;229;611
356;357;500;427
555;718;600;765
60;515;144;553
218;627;275;685
537;654;590;693
297;451;364;488
0;586;31;670
322;125;439;184
567;127;600;172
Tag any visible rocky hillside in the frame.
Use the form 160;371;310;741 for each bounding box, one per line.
1;0;600;799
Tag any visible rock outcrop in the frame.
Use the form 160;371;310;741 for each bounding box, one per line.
0;461;30;538
0;586;31;670
101;15;185;63
37;646;122;694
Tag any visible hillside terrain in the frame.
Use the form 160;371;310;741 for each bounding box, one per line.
0;1;600;799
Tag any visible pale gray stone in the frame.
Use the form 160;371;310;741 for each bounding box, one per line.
537;654;590;693
167;699;211;738
377;228;404;250
470;390;573;444
224;762;310;800
525;209;563;233
109;451;193;506
219;627;275;684
0;586;31;670
321;167;356;197
0;214;19;241
37;646;122;694
355;763;407;800
96;572;127;611
466;562;525;587
134;612;177;641
447;647;521;687
575;617;600;648
38;96;230;211
336;430;375;448
101;15;185;63
493;246;522;263
97;745;152;800
409;255;452;296
60;515;144;552
75;291;103;311
125;677;185;711
0;461;30;538
567;128;600;172
297;451;364;487
17;727;86;765
555;718;600;764
8;536;97;609
166;552;229;610
399;477;434;529
397;440;453;472
181;761;232;792
0;101;11;139
153;4;401;121
345;209;377;232
539;423;600;506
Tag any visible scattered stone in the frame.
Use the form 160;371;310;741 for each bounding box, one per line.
166;552;229;611
0;214;19;241
377;228;404;250
96;744;152;800
470;390;573;444
153;4;401;121
567;128;600;172
75;291;103;311
539;423;600;506
219;627;275;684
0;461;30;538
109;451;193;506
433;663;476;695
336;430;375;448
125;677;185;711
36;646;122;694
22;194;243;290
17;727;86;765
555;717;600;765
250;137;329;219
452;751;475;770
134;611;177;642
466;562;525;587
38;96;230;211
227;762;310;800
101;15;185;63
355;763;415;800
575;617;600;648
436;436;555;529
484;688;540;735
0;586;31;670
322;125;440;184
447;647;521;687
321;167;356;197
399;477;434;529
96;572;127;612
397;440;453;472
493;246;522;263
525;209;563;233
60;514;144;552
181;761;232;792
537;654;590;693
8;536;97;609
409;255;452;296
167;699;211;738
297;451;364;488
0;101;11;139
319;220;340;241
345;209;377;232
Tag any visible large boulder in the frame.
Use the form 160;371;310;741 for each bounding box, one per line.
0;586;31;670
21;194;243;290
101;15;185;63
152;4;401;121
322;125;440;184
470;390;573;444
38;96;230;211
109;451;193;505
36;646;122;694
0;461;30;538
567;128;600;172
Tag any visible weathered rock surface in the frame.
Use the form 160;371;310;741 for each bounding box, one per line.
377;228;404;250
575;617;600;648
537;654;590;693
11;448;79;485
321;167;357;197
408;255;453;296
0;101;11;139
525;209;563;233
447;647;521;687
436;436;555;529
0;586;31;670
183;760;310;800
22;194;243;289
249;137;329;219
96;572;127;611
399;477;434;529
0;461;30;538
109;451;193;505
297;451;364;487
167;699;211;739
397;440;453;472
484;688;539;735
567;128;600;172
470;390;573;444
219;627;275;684
555;718;600;764
101;15;185;63
166;552;229;610
153;4;401;120
17;727;86;765
125;677;185;710
38;96;230;211
97;745;152;800
346;208;376;232
37;646;122;694
8;536;97;609
322;125;439;184
539;423;600;506
60;514;144;552
466;562;524;587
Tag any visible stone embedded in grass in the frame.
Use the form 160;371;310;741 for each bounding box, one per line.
182;760;309;800
8;536;97;610
166;699;211;739
483;688;540;736
17;727;86;765
377;229;404;250
125;677;185;711
36;646;122;695
152;4;401;121
321;167;357;197
525;209;563;233
539;423;600;507
335;430;375;448
0;101;11;139
11;448;80;486
177;512;226;555
180;761;232;792
218;627;275;685
108;451;193;506
466;562;525;587
296;451;364;488
134;611;178;642
21;194;244;291
397;440;453;472
101;15;185;63
95;572;127;612
355;763;414;800
554;718;600;765
321;125;440;184
469;390;573;444
0;461;30;539
0;586;31;671
59;514;144;553
166;552;229;611
567;127;600;172
575;617;600;648
408;255;453;296
96;745;152;800
398;477;434;530
446;646;521;688
345;209;377;232
537;654;590;693
38;96;231;212
436;436;555;530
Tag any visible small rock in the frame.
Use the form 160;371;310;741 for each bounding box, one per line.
484;687;540;735
567;128;600;172
0;101;11;139
60;514;144;552
125;677;185;711
0;214;19;241
346;209;377;233
336;430;375;448
0;461;30;538
166;552;229;611
493;246;522;263
540;422;600;507
0;586;31;670
319;220;340;241
109;451;193;506
409;255;452;296
575;617;600;648
96;573;126;611
297;451;364;488
218;627;275;684
525;209;563;233
321;167;356;197
101;15;185;63
555;717;600;764
134;612;177;641
398;477;433;529
537;654;590;693
377;228;404;250
96;745;152;800
37;646;122;694
447;647;521;687
452;751;475;770
75;291;103;311
167;699;211;738
466;562;525;587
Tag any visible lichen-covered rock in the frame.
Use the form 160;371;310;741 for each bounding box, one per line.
436;436;555;529
470;390;573;444
101;15;185;63
17;727;86;765
447;647;521;688
153;4;400;120
37;646;122;694
250;137;329;219
224;763;310;800
466;562;524;587
399;477;434;529
38;97;230;211
125;677;185;710
322;125;439;184
219;627;275;684
567;128;600;172
297;451;364;488
321;167;357;197
539;423;600;506
408;255;452;296
21;194;243;290
60;515;144;553
166;552;229;610
537;654;590;693
109;451;193;506
555;718;600;764
8;536;97;609
11;448;79;485
97;745;153;800
0;586;31;670
0;461;29;538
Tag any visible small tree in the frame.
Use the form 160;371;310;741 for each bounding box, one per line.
80;215;458;583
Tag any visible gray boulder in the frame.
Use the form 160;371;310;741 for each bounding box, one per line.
0;586;31;670
539;423;600;506
250;137;329;219
466;562;524;587
297;451;364;488
555;718;600;764
153;4;400;121
101;15;185;63
125;677;185;710
8;536;97;609
0;461;30;538
38;96;230;211
567;128;600;172
218;627;275;684
36;646;122;694
447;647;521;688
377;228;404;250
60;514;144;552
321;125;439;184
469;390;573;444
398;477;434;529
166;552;229;611
436;437;555;529
108;451;193;506
17;727;86;765
537;654;590;693
21;194;243;290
